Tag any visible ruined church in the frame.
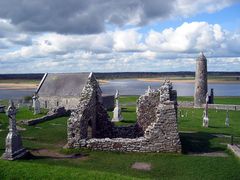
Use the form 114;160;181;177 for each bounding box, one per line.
66;75;181;153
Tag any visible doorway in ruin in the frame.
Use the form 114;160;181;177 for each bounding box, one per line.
87;120;93;139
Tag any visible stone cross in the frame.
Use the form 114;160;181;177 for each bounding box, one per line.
112;90;123;122
114;90;119;107
32;93;41;115
225;109;229;127
146;85;152;95
203;92;209;127
2;100;27;160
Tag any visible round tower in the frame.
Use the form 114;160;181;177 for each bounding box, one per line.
194;52;208;108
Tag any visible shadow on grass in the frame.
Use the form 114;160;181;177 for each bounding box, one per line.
180;132;225;154
23;150;89;160
121;108;135;113
208;126;227;129
119;120;135;124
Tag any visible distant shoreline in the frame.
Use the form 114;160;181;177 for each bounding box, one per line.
0;83;38;90
0;77;240;90
137;78;240;84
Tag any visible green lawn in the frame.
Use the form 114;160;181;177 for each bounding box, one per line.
1;96;240;179
178;96;240;105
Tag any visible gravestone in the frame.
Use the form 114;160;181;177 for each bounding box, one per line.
2;100;28;160
209;88;214;104
203;92;209;127
225;110;229;127
112;90;123;122
146;85;152;95
0;105;5;113
32;93;41;115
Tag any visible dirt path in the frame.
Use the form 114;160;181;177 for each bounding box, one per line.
30;149;88;160
189;152;228;157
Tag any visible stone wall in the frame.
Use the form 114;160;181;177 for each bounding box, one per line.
208;104;240;111
67;74;114;148
136;90;160;134
178;101;194;108
39;96;79;110
178;101;240;111
80;100;181;153
20;107;70;126
101;95;114;110
39;95;114;111
67;80;182;153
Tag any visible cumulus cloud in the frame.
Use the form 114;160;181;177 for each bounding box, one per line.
1;21;240;73
0;0;237;34
113;29;145;52
145;21;240;57
0;18;31;49
174;0;239;17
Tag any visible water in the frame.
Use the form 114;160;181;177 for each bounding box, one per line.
0;89;35;100
0;79;240;100
100;79;240;96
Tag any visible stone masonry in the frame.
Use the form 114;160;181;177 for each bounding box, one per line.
194;52;208;108
67;79;181;153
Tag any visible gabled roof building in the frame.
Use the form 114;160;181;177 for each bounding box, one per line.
36;72;102;110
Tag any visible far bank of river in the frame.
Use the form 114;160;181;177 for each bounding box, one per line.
0;79;240;99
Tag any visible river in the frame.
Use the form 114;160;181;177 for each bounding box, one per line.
0;79;240;100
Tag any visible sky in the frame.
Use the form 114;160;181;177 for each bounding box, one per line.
0;0;240;73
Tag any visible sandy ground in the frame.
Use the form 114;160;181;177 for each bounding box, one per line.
137;78;240;84
98;79;109;84
0;83;38;90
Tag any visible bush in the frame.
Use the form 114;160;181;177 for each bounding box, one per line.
23;95;32;102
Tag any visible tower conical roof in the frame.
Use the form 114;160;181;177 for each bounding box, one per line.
197;52;207;61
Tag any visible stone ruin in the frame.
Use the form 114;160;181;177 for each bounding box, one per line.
66;76;181;153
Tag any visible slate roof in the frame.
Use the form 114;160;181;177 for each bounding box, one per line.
37;73;91;97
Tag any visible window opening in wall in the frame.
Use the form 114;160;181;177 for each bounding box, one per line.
87;120;93;139
45;101;47;108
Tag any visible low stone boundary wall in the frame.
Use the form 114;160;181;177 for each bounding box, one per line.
208;104;240;111
228;144;240;158
79;137;180;153
20;107;71;126
178;101;240;111
178;101;194;108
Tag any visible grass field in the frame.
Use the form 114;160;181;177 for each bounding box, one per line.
178;96;240;105
0;96;240;179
